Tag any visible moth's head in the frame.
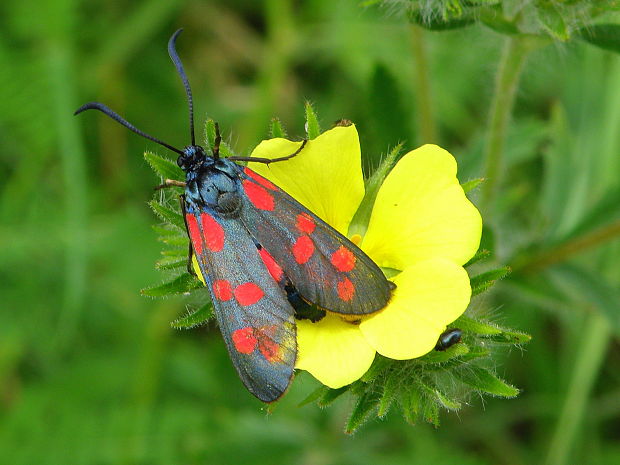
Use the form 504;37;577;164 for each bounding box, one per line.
177;145;207;171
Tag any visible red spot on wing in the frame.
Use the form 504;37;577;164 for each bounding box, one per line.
244;167;277;190
232;327;258;354
258;337;281;362
331;246;357;272
258;248;284;282
242;180;275;211
213;279;233;301
185;214;203;255
292;235;315;264
234;282;264;306
200;212;224;252
296;213;316;234
337;277;355;301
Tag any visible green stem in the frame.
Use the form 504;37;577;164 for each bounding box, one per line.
544;312;610;465
48;41;89;354
410;24;437;143
515;219;620;273
481;36;531;211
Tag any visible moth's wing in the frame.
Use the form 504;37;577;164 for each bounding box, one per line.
184;202;296;402
236;167;392;316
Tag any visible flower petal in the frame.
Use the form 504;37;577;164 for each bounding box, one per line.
296;313;376;388
361;144;482;270
248;125;365;235
359;258;471;360
192;255;205;284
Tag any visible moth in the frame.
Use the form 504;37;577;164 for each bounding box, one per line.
75;29;393;402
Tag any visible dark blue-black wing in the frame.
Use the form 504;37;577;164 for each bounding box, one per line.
235;166;392;315
184;200;296;402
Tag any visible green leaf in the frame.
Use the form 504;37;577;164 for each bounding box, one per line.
456;315;531;343
154;227;187;245
161;248;189;258
345;391;379;434
438;346;491;369
537;5;569;41
304;102;321;139
144;151;184;181
430;387;462;411
155;257;187;270
422;396;440;426
455;314;506;336
480;6;520;35
171;303;214;329
205;118;216;149
486;330;531;344
148;200;185;230
298;385;330;407
360;355;392;382
461;177;485;193
141;273;203;297
269;117;287;138
577;24;620;54
419;342;470;364
464;249;491;267
348;143;403;237
205;119;237;158
409;11;475;31
158;235;188;247
318;386;349;407
378;374;398;418
501;0;525;19
454;365;519;397
152;225;180;237
559;186;620;244
401;387;422;424
457;346;491;362
548;264;620;335
470;266;511;296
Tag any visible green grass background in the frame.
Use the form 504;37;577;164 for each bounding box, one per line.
1;1;620;464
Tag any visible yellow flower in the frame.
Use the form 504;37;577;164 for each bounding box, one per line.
194;124;482;389
248;125;482;389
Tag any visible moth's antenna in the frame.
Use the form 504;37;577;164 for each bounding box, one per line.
168;29;196;147
74;102;184;155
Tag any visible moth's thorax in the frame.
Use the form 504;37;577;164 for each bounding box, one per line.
185;158;242;216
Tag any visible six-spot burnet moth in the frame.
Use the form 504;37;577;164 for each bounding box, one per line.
75;29;394;402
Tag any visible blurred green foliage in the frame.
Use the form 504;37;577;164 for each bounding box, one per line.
2;0;620;464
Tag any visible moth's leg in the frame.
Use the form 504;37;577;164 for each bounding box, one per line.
154;179;186;190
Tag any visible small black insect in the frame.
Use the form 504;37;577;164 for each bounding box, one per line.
435;328;462;351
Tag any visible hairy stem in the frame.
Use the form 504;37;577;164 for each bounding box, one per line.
515;219;620;273
410;24;437;143
481;37;531;211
